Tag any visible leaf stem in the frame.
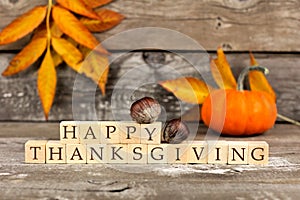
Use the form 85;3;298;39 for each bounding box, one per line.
46;0;52;50
277;113;300;126
237;66;269;91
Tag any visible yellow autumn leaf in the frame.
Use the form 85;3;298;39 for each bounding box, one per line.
210;47;237;89
82;0;112;8
51;22;64;38
37;49;57;120
81;9;125;32
159;77;213;104
79;47;109;94
52;6;108;54
51;37;83;71
2;27;47;76
56;0;101;20
249;52;276;101
0;6;47;45
52;51;63;67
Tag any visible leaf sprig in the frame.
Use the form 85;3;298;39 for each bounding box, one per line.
0;0;124;119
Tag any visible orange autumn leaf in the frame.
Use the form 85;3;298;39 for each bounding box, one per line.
51;37;83;71
56;0;101;20
2;28;47;76
82;0;112;8
210;47;237;89
249;52;276;101
52;51;63;67
0;6;47;45
81;9;125;32
50;22;64;38
52;6;108;54
37;50;57;120
159;77;213;104
79;47;109;94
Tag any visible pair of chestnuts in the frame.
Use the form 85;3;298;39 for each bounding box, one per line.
130;97;190;144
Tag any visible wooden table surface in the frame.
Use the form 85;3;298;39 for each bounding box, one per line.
0;122;300;199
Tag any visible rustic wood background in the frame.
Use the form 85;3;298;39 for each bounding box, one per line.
0;0;299;121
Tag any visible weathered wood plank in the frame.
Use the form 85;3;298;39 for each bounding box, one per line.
0;123;300;199
0;52;299;121
1;0;300;51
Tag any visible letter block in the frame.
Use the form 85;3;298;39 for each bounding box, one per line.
107;144;128;163
167;144;189;164
79;121;101;144
228;142;248;165
87;144;108;164
248;141;269;165
119;122;141;144
60;121;80;144
46;141;66;164
141;122;162;144
207;141;228;164
66;144;87;164
128;144;148;164
187;141;208;164
100;121;120;144
25;140;47;163
148;144;168;164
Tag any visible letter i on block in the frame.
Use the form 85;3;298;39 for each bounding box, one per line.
60;121;80;144
167;144;189;164
228;141;248;165
25;140;47;163
248;141;269;165
46;141;66;164
66;144;87;164
140;122;162;144
207;141;228;164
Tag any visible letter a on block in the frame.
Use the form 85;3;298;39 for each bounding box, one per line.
60;121;80;144
46;141;66;164
25;140;47;163
141;122;162;144
66;144;87;164
248;141;269;165
79;121;101;144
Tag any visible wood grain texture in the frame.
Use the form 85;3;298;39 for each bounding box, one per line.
0;123;300;199
1;0;300;51
0;52;299;121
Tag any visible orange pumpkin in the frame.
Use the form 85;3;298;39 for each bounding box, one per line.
201;66;277;136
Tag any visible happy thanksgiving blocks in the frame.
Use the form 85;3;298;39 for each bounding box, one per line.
25;121;269;165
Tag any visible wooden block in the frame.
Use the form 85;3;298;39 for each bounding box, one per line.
141;122;162;144
25;140;47;163
187;141;208;164
248;141;269;165
46;141;66;164
228;141;248;165
119;122;141;144
66;144;87;164
128;144;148;164
60;121;80;144
79;121;101;144
100;121;120;144
167;144;189;164
107;144;128;163
86;144;108;164
148;144;168;164
207;141;228;164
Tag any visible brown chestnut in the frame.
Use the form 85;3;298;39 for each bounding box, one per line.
162;119;189;144
130;97;161;124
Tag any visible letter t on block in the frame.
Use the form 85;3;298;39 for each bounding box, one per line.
60;121;80;144
25;140;47;163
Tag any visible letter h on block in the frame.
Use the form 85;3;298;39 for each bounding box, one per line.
60;121;80;144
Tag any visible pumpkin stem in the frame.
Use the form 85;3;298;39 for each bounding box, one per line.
237;66;269;91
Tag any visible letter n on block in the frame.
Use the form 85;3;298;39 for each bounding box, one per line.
141;122;161;144
60;121;80;144
46;141;66;164
248;141;269;165
66;144;87;164
87;144;108;164
25;140;47;163
228;142;248;165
